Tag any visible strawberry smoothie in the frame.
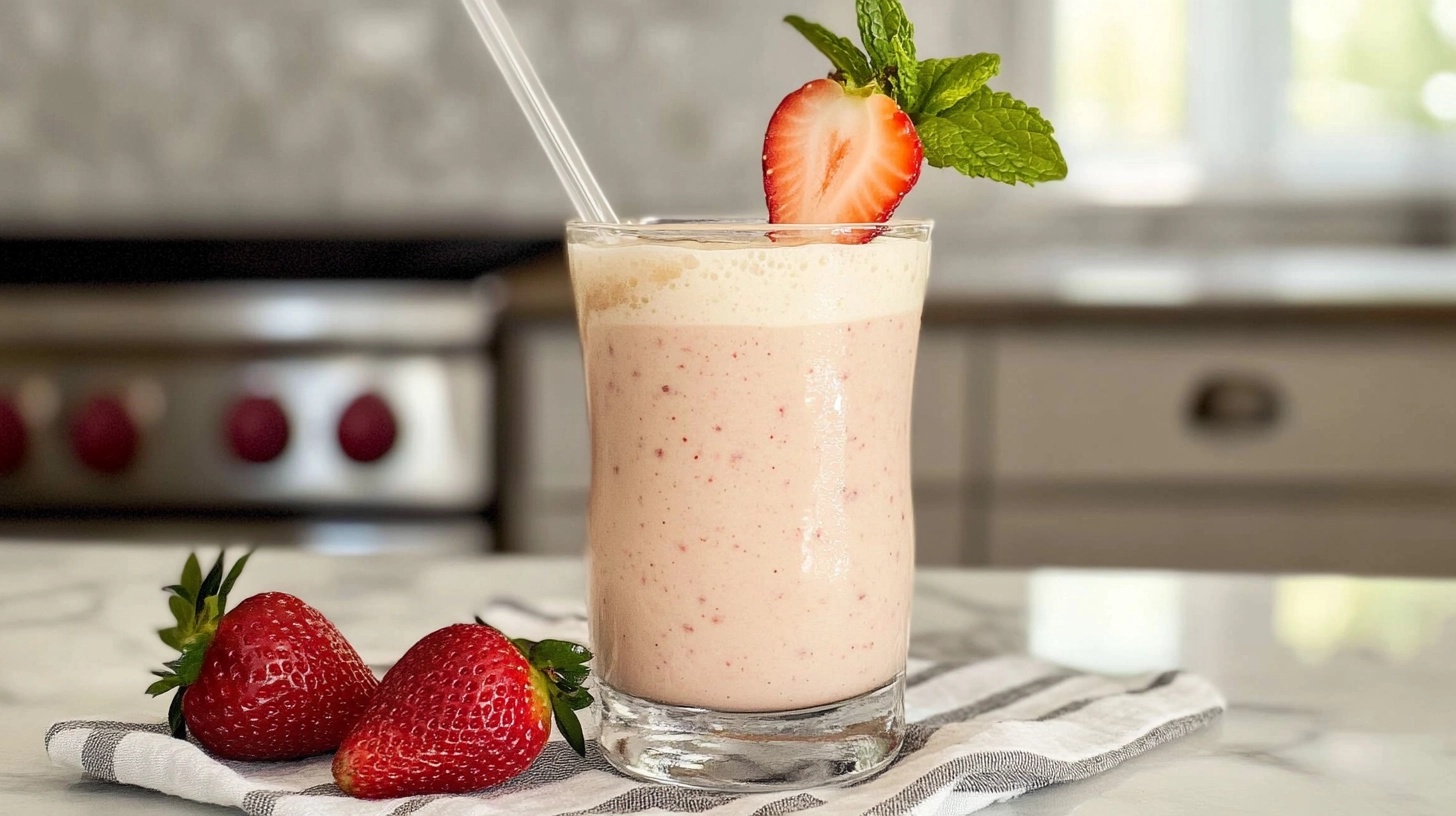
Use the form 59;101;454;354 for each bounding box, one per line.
569;222;930;713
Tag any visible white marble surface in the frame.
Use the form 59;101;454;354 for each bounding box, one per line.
2;541;1454;814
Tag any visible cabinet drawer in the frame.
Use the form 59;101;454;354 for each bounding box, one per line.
989;490;1456;575
993;329;1456;482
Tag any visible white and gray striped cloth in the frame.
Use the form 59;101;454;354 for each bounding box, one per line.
46;599;1224;816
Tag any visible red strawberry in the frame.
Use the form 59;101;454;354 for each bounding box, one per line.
147;552;379;761
333;620;592;799
763;78;923;231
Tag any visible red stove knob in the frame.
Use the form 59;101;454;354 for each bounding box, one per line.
71;395;139;475
337;392;397;464
225;396;290;464
0;397;26;476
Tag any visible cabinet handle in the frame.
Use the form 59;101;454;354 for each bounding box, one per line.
1187;373;1282;433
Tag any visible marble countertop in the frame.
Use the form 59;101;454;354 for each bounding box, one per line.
3;542;1454;814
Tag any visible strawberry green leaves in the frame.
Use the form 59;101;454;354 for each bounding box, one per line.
506;629;596;757
916;87;1068;185
782;0;1066;186
784;16;872;86
149;549;254;739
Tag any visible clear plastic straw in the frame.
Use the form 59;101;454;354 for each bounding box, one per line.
460;0;619;224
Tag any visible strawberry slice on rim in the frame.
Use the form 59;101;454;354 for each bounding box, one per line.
762;78;923;238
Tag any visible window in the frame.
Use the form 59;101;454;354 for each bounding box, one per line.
1055;0;1187;147
1291;0;1456;132
1048;0;1456;199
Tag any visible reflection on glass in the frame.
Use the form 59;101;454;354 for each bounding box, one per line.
1055;0;1187;146
1273;576;1456;663
1291;0;1456;131
1029;571;1183;674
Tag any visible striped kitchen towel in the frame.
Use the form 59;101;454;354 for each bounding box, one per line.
46;599;1224;816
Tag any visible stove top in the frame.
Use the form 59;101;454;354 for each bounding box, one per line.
0;237;535;516
0;235;561;285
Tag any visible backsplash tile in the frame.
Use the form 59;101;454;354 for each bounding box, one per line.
0;0;994;232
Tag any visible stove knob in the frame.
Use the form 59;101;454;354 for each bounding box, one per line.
71;395;139;475
225;396;290;464
0;397;26;476
337;392;398;464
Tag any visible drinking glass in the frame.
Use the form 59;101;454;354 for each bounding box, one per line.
567;219;932;790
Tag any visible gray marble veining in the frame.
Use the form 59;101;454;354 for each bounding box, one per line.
2;542;1455;814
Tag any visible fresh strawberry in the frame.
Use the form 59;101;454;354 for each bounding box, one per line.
146;551;379;761
763;78;923;230
765;3;1067;229
333;620;592;799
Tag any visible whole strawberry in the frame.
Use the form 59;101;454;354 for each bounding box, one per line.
146;551;379;761
333;619;592;799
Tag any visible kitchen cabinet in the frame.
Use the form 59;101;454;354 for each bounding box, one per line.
992;328;1456;482
497;320;590;557
987;326;1456;574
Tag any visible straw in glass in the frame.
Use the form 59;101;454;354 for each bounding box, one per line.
460;0;619;224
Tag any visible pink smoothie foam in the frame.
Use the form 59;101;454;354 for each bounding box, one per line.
570;231;929;712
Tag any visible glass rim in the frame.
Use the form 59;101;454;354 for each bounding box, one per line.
567;217;933;240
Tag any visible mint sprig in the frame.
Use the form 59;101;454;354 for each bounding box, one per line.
783;0;1067;186
856;0;919;110
917;54;1000;117
784;16;872;86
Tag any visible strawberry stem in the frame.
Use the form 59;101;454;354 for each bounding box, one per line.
492;624;596;758
149;548;254;740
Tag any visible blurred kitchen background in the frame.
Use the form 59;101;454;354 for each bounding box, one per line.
0;0;1453;574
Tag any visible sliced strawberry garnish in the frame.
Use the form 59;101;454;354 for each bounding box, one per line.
763;78;923;232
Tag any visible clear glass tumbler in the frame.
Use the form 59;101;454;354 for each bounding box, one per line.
567;219;932;791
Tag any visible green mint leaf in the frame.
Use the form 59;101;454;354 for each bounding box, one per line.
179;553;202;599
917;87;1068;185
784;16;873;86
216;548;253;614
856;0;918;108
915;53;1000;117
550;692;588;757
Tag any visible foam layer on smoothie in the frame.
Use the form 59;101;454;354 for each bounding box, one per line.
569;237;930;326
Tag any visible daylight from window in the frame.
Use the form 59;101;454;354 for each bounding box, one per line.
1055;0;1188;147
1292;0;1456;131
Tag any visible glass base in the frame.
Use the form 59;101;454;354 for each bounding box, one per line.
595;675;905;792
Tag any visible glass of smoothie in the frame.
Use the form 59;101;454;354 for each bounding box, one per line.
568;218;931;790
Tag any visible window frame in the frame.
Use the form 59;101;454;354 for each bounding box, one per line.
1027;0;1456;202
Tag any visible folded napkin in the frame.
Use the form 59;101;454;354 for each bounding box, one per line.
47;599;1224;816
